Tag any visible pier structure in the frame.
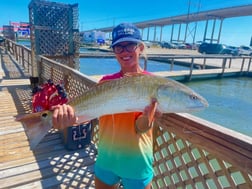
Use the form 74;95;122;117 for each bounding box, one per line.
0;38;252;189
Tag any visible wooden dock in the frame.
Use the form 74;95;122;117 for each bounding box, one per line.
0;47;96;189
1;41;252;188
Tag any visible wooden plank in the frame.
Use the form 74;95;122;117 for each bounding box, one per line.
1;161;95;188
1;148;96;178
13;173;95;189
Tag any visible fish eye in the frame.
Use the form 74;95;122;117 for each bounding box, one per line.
190;94;198;100
42;113;48;118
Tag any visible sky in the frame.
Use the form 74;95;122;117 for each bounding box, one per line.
0;0;252;46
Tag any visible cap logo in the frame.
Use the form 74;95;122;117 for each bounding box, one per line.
115;28;135;38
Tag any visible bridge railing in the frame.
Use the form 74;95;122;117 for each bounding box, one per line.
4;39;252;188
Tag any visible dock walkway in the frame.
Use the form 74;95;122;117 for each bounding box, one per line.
0;47;96;189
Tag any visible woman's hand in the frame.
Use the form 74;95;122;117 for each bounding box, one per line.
135;99;162;133
52;104;77;130
143;98;162;118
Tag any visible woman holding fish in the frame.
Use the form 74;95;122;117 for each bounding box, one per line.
53;23;157;189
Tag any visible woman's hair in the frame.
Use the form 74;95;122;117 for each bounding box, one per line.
139;42;148;70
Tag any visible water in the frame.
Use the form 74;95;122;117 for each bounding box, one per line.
80;57;252;137
185;78;252;136
80;58;189;75
17;40;31;48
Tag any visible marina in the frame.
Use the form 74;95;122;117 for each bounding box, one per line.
1;1;252;188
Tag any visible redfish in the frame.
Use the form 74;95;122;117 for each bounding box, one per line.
16;74;208;149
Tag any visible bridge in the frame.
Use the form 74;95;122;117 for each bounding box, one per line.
84;4;252;44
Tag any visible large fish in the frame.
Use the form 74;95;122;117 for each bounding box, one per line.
16;74;208;149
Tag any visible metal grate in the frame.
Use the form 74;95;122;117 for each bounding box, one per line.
152;116;252;189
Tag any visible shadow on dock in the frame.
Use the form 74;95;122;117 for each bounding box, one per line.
0;47;96;188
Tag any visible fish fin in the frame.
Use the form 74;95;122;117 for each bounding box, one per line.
15;111;46;121
95;73;145;86
15;111;52;150
148;101;158;127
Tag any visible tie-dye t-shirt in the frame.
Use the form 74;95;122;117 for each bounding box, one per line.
95;71;154;179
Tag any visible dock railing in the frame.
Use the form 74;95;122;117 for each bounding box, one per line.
148;55;252;71
148;54;252;81
80;50;252;81
4;39;252;188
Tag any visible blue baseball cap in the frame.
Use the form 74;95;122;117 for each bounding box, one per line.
111;23;142;47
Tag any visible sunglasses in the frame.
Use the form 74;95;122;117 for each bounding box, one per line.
113;43;138;54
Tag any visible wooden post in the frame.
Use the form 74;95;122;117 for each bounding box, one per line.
221;58;227;76
247;58;251;73
203;57;206;69
170;58;174;71
21;48;25;67
228;57;232;68
240;58;245;72
188;57;194;81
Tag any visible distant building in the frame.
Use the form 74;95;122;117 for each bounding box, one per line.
0;22;30;40
10;22;30;38
2;25;15;40
81;30;105;45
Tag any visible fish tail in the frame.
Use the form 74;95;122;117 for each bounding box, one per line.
15;111;52;149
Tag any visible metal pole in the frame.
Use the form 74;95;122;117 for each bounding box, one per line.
184;23;188;42
217;19;223;43
210;19;216;43
153;25;157;41
170;24;174;42
203;20;208;42
160;26;163;42
177;23;182;41
147;27;150;41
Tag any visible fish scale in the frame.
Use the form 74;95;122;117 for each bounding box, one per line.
69;74;207;123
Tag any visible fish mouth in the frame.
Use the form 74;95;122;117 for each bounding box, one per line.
187;104;208;112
